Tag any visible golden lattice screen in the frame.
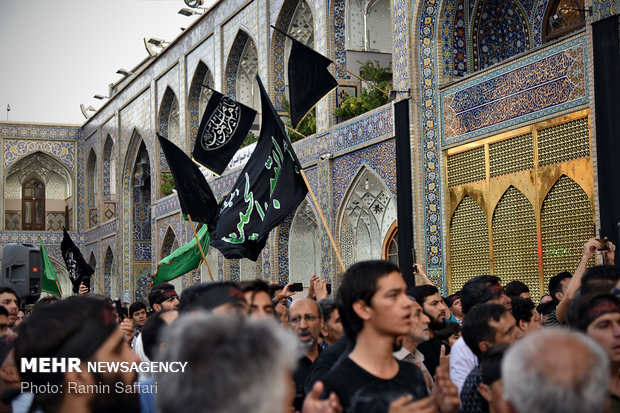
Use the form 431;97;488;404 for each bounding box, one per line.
446;110;594;301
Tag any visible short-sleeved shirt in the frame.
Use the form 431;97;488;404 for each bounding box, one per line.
321;356;428;413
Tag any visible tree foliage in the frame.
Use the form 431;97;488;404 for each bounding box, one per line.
334;60;392;121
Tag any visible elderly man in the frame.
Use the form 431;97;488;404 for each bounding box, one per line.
503;328;609;413
289;298;324;411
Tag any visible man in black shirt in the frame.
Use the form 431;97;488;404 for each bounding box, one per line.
320;260;459;413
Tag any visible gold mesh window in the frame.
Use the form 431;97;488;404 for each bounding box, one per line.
449;196;490;293
538;117;589;167
541;175;594;286
492;187;540;300
447;147;486;187
489;133;534;177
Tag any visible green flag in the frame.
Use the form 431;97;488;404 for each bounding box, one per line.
40;242;62;297
153;225;210;285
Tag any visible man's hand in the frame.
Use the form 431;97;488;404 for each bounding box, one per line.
582;238;601;261
274;282;299;303
78;282;89;296
119;318;135;344
314;279;329;301
307;275;319;300
602;238;616;266
388;396;438;413
302;381;342;413
433;346;459;413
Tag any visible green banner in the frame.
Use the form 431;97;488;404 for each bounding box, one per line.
153;225;210;285
40;241;62;297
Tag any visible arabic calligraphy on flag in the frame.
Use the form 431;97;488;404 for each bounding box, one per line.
210;75;308;260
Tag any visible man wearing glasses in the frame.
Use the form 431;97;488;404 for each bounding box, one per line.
289;298;324;411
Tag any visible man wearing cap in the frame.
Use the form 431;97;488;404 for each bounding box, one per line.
566;293;620;411
450;275;511;393
15;296;141;413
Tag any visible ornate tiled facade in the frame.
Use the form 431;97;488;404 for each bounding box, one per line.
1;0;612;299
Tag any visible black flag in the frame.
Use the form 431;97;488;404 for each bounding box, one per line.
287;35;338;128
192;90;257;175
211;75;308;260
158;134;219;226
61;229;94;294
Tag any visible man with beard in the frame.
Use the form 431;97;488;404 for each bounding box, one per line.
15;296;141;413
409;285;449;377
289;298;323;411
0;288;19;329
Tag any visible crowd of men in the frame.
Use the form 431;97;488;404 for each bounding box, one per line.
0;236;617;412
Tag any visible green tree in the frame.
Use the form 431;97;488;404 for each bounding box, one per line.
334;60;392;121
161;172;175;196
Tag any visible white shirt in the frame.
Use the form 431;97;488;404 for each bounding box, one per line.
449;336;478;394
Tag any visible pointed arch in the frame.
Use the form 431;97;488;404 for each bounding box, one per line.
21;175;45;231
288;199;321;284
449;195;490;292
541;175;594;287
88;252;98;293
225;30;259;110
337;166;397;266
491;186;539;297
104;246;114;298
272;0;315;109
472;0;530;70
103;135;115;201
188;61;215;148
121;129;152;302
87;149;98;228
542;0;585;43
5;151;72;231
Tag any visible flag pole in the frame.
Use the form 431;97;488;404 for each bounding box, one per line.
187;215;214;282
91;275;104;295
299;170;347;273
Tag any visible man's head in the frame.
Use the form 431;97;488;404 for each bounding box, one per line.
548;272;572;304
407;299;431;344
478;344;509;413
337;260;410;340
503;281;530;300
462;303;518;358
15;296;140;413
179;282;248;315
0;288;19;328
446;292;464;320
581;265;620;295
566;293;620;365
148;283;179;312
141;310;179;361
461;275;511;315
240;279;275;319
409;285;447;330
503;328;609;413
157;313;299;413
318;298;343;346
510;297;541;338
288;298;323;354
129;301;147;329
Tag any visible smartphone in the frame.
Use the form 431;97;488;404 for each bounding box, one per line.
326;283;332;295
598;238;610;251
290;282;303;292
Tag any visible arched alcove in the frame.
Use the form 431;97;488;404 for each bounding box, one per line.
225;31;260;110
188;61;215;148
288;200;321;284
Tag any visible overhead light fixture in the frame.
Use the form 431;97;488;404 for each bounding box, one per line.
550;6;592;29
144;37;170;56
80;104;97;119
184;0;204;7
364;178;370;191
178;8;205;16
93;94;109;100
116;68;132;76
388;89;411;100
560;6;592;15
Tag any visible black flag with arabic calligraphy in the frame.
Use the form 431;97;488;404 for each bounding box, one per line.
210;75;308;261
192;90;256;175
61;229;94;294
